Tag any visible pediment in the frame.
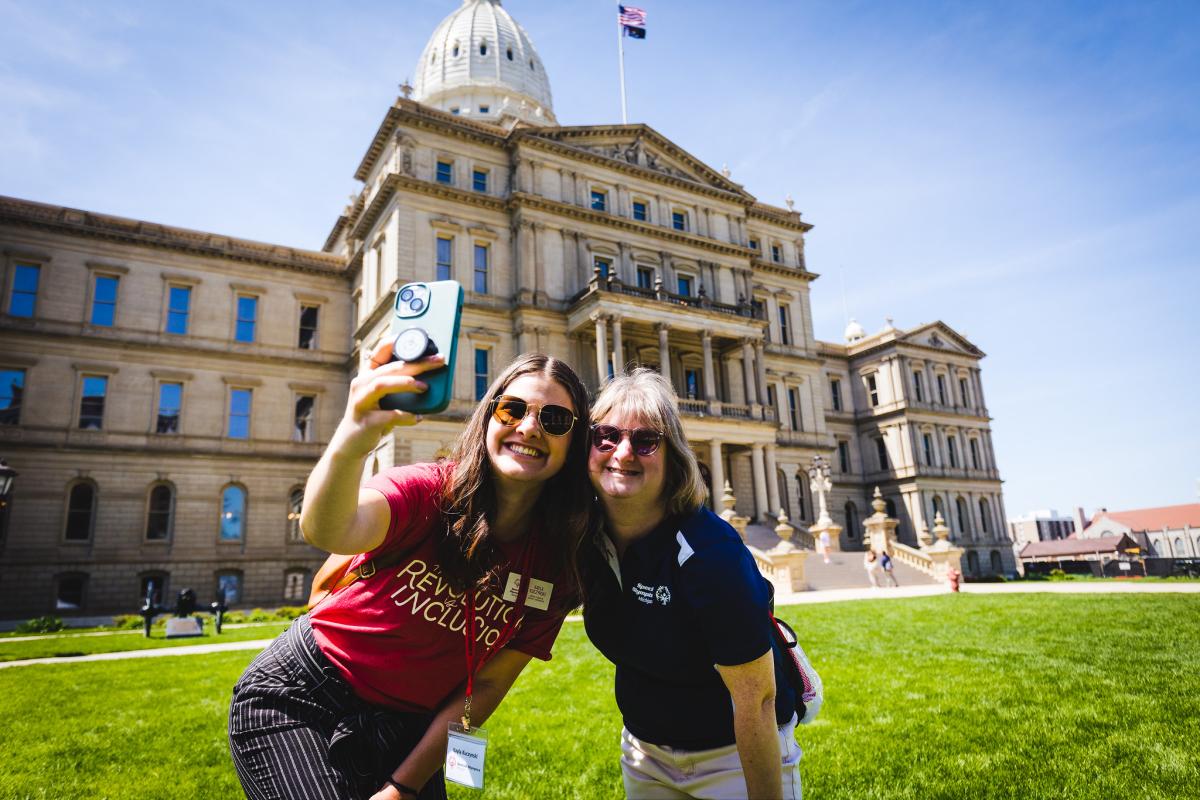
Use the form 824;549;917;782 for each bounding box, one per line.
901;322;983;357
520;125;752;198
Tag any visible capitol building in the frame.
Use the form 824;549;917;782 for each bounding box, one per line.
0;0;1013;617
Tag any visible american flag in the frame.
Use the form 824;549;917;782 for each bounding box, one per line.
619;5;647;39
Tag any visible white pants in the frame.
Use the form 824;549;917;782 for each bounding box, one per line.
619;716;802;799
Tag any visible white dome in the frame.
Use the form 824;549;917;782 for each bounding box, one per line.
413;0;556;126
844;318;866;342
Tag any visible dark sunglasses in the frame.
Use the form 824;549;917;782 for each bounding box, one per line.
491;395;577;437
590;424;664;456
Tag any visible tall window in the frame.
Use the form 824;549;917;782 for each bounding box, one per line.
912;371;925;402
374;242;385;299
0;368;24;425
65;482;96;541
590;190;608;211
90;275;119;326
829;378;842;412
969;438;981;469
767;385;777;413
748;238;760;251
56;573;87;611
166;285;191;334
235;296;258;343
956;497;970;535
990;551;1003;573
156;382;182;434
298;305;319;349
287;488;304;542
865;374;879;407
293;395;315;442
473;244;489;294
684;368;700;400
474;348;489;400
779;304;791;345
220;485;246;541
632;200;648;221
145;484;174;541
922;432;935;466
216;572;242;604
436;236;454;281
284;569;309;603
787;387;801;430
672;210;688;231
8;263;39;317
874;436;888;470
676;275;693;297
636;266;654;289
436;159;454;185
473;169;489;193
593;256;612;279
770;244;782;263
959;377;970;407
947;436;959;468
837;440;851;473
78;375;107;430
228;388;252;439
844;502;859;539
979;499;992;535
936;374;947;405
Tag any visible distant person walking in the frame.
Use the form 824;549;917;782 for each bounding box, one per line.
818;529;832;564
863;549;881;588
880;549;899;587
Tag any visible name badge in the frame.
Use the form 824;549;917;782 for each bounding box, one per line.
502;572;554;610
445;722;489;789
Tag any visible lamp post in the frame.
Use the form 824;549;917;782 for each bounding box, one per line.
806;455;833;528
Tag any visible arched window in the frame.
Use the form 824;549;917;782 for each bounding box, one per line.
287;487;304;543
506;47;513;61
966;550;980;576
776;469;789;518
145;483;175;541
56;572;88;611
220;485;247;542
431;51;436;65
990;550;1003;574
844;501;859;540
978;498;992;536
283;568;309;603
64;481;97;542
215;570;243;605
793;474;810;522
138;571;169;606
479;40;488;56
452;42;460;58
1175;538;1184;556
956;497;971;537
931;495;945;523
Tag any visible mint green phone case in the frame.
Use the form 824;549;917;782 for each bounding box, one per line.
380;280;463;414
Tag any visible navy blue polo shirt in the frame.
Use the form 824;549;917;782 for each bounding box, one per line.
583;507;796;750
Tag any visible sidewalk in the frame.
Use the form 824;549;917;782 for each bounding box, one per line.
2;581;1197;669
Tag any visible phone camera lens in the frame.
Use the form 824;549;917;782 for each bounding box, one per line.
409;297;425;312
399;288;414;302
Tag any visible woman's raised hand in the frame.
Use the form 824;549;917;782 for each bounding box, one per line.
332;338;445;459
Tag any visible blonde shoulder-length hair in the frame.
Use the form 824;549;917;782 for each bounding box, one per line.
590;368;708;516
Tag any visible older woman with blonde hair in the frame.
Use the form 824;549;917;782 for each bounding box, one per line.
581;368;803;800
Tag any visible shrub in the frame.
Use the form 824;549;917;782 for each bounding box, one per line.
16;616;65;634
111;615;146;630
1048;568;1069;581
275;606;307;620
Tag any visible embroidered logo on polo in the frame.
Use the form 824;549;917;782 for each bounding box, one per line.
632;582;672;606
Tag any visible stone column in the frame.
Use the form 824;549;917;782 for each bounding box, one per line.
701;331;716;401
751;443;769;522
658;251;673;291
740;340;757;410
709;440;725;505
576;233;590;279
611;316;624;374
514;220;535;304
618;241;631;283
765;443;781;514
531;221;545;305
657;324;672;385
592;313;609;384
754;339;768;409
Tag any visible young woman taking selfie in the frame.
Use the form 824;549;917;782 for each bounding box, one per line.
228;344;591;800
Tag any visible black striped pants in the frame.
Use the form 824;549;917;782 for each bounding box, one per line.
228;615;447;800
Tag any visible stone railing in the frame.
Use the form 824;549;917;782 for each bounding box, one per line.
890;541;938;576
747;545;809;594
891;539;962;582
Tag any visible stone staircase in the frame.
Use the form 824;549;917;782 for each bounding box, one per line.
743;523;939;591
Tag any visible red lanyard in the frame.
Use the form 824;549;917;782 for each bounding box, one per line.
461;533;536;730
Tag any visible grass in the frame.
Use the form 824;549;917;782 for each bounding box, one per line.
0;594;1197;799
0;622;289;662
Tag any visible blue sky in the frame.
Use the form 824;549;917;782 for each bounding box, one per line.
2;0;1197;519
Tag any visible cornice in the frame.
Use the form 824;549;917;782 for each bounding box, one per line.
509;192;752;259
353;101;508;183
348;173;507;242
0;195;345;275
748;204;813;233
751;257;820;282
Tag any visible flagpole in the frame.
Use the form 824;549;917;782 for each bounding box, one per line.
617;1;628;124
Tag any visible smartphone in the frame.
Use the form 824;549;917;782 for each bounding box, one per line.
379;280;463;415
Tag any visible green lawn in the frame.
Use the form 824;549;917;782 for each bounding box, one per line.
0;622;289;662
1;594;1196;799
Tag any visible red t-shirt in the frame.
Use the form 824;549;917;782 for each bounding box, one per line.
309;462;573;712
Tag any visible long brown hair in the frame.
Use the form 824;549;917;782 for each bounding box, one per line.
437;353;592;599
